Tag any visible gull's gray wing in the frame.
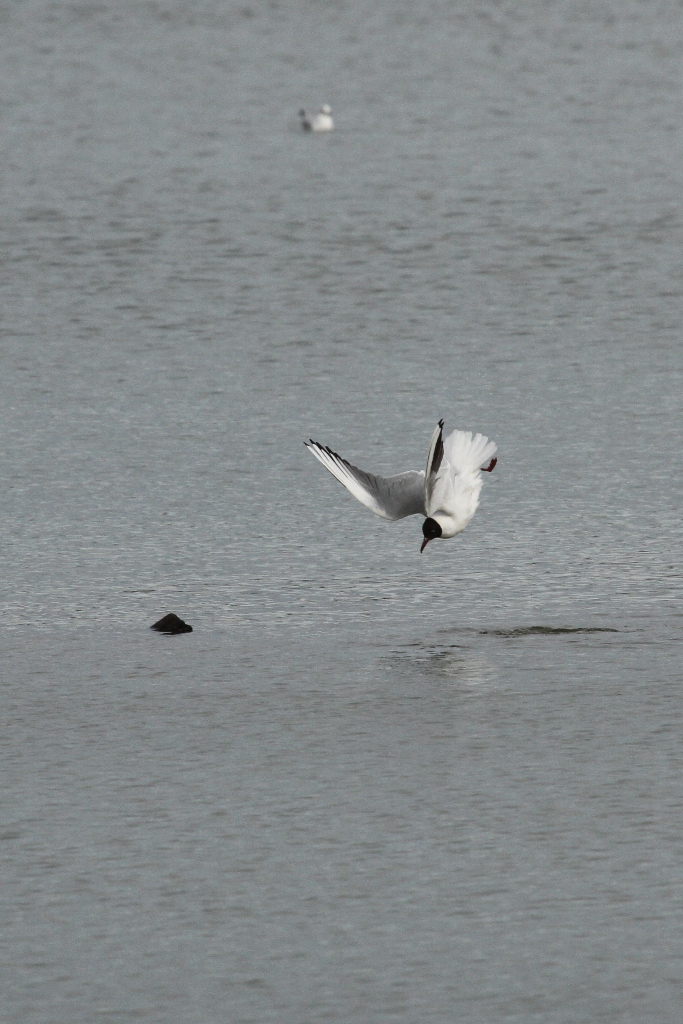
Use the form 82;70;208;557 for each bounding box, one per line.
305;441;426;521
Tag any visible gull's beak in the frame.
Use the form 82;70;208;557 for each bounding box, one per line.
420;537;430;553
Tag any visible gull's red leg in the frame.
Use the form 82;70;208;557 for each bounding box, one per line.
481;457;497;473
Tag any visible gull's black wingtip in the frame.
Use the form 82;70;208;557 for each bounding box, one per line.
438;418;444;428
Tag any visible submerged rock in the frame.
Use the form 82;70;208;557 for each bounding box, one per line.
150;613;193;635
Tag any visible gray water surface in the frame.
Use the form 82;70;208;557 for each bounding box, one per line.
1;2;682;1021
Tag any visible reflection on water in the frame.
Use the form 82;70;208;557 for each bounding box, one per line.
391;638;497;688
420;650;497;687
391;624;625;690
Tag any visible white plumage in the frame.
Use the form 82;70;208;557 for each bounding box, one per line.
299;105;334;132
428;429;498;538
305;421;497;551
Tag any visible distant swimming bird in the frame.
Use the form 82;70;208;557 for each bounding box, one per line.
305;421;497;552
299;104;334;132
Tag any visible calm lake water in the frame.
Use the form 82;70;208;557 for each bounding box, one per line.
1;1;682;1021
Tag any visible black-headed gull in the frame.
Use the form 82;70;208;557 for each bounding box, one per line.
299;105;334;132
305;421;497;552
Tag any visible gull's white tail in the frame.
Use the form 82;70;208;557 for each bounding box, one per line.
444;430;497;474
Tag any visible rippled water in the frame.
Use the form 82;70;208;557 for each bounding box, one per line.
1;1;682;1021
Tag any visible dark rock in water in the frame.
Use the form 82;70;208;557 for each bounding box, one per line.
150;613;193;635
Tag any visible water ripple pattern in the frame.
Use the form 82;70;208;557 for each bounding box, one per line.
1;2;682;1022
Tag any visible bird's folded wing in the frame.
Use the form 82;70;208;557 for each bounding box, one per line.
305;441;426;520
427;429;497;521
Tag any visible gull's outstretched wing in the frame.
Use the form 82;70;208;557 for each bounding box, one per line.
305;441;426;521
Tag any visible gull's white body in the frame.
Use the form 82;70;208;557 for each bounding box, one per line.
426;427;497;537
305;422;497;543
300;105;334;132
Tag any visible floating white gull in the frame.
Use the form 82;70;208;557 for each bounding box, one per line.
299;104;334;132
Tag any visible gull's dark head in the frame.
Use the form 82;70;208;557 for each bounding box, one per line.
420;517;442;553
